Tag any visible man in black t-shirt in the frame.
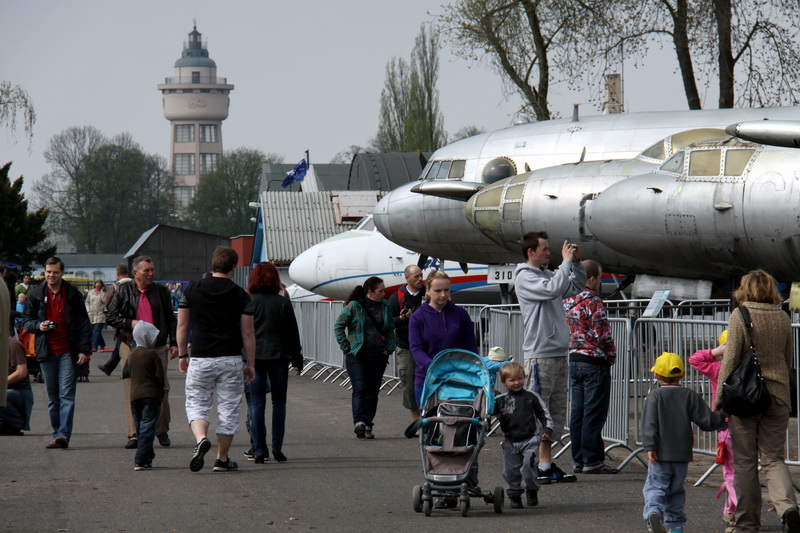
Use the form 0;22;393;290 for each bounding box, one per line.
178;246;256;473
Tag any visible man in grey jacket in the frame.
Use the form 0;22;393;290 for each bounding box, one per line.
514;231;585;484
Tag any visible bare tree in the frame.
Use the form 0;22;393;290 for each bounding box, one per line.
452;125;486;141
0;82;36;147
34;127;176;253
375;24;448;151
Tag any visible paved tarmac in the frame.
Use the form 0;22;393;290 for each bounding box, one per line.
1;350;791;533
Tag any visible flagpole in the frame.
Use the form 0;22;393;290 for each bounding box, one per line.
305;149;310;167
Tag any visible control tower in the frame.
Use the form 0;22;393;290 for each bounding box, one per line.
157;24;234;207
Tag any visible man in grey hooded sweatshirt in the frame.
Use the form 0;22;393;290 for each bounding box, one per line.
514;231;585;484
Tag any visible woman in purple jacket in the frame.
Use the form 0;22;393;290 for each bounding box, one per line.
408;270;478;405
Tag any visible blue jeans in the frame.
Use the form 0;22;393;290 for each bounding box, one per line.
569;361;611;468
642;460;688;529
249;360;290;455
132;397;161;466
91;323;106;350
0;385;34;432
345;352;388;426
39;352;77;439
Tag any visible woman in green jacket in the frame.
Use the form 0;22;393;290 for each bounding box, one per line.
334;276;395;439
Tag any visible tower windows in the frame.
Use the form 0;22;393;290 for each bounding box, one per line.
174;186;196;208
192;71;200;83
175;125;194;143
200;125;217;143
200;153;218;175
174;154;195;175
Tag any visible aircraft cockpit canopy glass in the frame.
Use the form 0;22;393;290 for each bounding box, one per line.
641;140;666;161
688;149;721;176
482;157;517;184
420;159;467;180
354;216;375;232
724;149;755;176
659;152;685;174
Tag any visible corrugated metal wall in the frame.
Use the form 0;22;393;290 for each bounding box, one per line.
262;191;354;263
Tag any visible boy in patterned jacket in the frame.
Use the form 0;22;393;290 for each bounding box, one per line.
562;260;617;474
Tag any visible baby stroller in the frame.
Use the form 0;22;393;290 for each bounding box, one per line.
411;349;504;517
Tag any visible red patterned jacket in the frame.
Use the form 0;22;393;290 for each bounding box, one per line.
562;288;616;365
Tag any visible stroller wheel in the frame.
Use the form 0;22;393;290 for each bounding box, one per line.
460;499;468;517
493;487;504;514
423;499;432;517
412;485;422;513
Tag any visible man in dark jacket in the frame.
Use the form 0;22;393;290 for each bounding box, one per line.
387;265;425;420
106;256;177;449
22;257;91;449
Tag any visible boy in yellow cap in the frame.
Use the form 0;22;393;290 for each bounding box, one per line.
642;352;725;533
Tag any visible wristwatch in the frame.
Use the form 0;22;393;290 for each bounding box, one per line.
178;354;189;359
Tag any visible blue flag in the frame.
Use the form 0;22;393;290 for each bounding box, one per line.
281;158;308;188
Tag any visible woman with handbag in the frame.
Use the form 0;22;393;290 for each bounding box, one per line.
716;269;800;532
334;276;395;439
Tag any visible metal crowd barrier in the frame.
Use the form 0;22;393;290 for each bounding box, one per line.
292;300;399;392
292;298;800;484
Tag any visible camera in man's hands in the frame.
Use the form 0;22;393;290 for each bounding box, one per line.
45;321;56;330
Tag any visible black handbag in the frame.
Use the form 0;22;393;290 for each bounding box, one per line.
721;306;772;418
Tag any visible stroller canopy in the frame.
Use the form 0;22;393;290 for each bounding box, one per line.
420;349;494;415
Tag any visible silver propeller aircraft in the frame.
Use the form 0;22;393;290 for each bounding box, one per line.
373;107;800;286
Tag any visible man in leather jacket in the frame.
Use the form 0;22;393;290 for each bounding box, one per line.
106;255;177;449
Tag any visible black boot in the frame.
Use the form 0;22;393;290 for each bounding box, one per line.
526;489;538;507
509;494;523;509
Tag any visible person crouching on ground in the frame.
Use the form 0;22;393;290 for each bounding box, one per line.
642;352;724;533
128;321;165;471
494;362;553;509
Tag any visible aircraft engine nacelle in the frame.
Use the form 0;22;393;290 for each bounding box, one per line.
373;182;515;264
462;158;689;277
586;142;800;280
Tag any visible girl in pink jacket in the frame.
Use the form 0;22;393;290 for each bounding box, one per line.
688;330;736;526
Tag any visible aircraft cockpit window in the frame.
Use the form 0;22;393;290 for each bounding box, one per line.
641;140;666;160
724;149;755;176
688;149;721;176
437;160;452;179
449;160;466;179
482;157;517;184
426;161;441;180
418;161;433;180
354;216;374;231
659;152;685;174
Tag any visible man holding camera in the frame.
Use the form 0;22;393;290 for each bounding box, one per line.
515;232;585;484
388;265;425;420
22;257;91;448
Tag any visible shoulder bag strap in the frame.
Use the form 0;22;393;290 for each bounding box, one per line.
738;305;761;367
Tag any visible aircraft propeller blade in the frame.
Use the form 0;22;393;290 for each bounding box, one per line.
417;254;429;270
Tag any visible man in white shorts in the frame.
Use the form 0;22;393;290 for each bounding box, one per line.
514;231;585;484
177;246;256;472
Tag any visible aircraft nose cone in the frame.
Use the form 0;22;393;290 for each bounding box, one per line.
288;247;319;292
373;193;392;240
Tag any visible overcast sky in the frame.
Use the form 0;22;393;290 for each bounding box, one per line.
2;1;691;195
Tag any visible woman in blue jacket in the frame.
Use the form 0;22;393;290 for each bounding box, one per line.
409;270;478;406
334;276;395;439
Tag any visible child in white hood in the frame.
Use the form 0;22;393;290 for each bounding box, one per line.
129;321;165;471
